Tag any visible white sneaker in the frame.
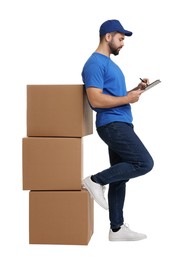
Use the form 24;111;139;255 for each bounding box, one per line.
109;224;147;241
83;176;108;210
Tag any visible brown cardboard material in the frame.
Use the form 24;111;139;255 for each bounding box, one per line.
27;84;93;137
23;137;83;190
29;189;94;245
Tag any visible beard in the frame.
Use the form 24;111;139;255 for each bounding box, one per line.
108;41;121;56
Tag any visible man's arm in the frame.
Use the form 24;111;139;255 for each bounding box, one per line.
86;87;144;109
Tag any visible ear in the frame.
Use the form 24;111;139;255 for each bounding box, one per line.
105;33;112;42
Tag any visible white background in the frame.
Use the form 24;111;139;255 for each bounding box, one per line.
0;0;179;259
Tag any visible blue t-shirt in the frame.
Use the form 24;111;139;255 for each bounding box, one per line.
81;52;133;127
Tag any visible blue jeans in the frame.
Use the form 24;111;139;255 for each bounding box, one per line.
93;121;154;229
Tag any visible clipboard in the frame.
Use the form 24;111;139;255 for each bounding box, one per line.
129;79;161;92
144;79;161;91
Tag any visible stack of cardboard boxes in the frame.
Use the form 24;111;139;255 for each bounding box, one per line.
22;84;94;245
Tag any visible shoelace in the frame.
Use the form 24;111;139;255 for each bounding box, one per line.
122;223;130;229
102;186;107;198
102;186;106;192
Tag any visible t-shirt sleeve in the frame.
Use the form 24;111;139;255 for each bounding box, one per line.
82;62;104;90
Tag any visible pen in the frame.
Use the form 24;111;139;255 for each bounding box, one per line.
139;78;146;83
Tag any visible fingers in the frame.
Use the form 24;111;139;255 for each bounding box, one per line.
139;78;149;90
140;78;149;85
128;89;143;103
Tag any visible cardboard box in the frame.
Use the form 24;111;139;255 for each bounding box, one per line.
29;189;94;245
27;84;93;137
23;137;83;190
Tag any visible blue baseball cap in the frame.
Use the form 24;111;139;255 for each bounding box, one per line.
99;19;133;37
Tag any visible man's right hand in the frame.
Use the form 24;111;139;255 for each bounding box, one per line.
127;89;144;103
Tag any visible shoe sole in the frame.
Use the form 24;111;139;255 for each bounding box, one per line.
83;179;108;210
109;236;147;241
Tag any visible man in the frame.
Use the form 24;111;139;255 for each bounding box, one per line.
81;19;154;241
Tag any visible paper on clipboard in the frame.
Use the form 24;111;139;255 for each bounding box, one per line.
129;79;161;92
144;79;161;91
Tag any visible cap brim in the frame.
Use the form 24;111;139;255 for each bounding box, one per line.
124;30;133;36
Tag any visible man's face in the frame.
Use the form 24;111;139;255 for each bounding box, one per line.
108;32;125;56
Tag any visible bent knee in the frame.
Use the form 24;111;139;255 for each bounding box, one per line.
135;156;154;175
144;156;154;173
